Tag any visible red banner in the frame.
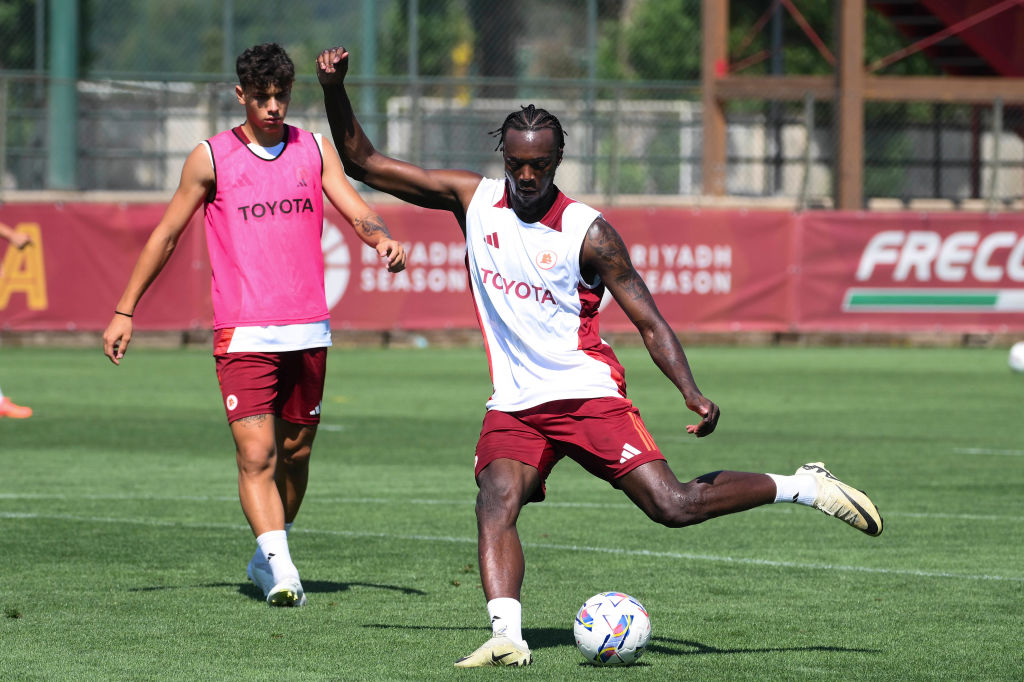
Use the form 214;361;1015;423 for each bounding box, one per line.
327;204;475;330
598;207;793;332
797;212;1024;331
3;202;1023;334
0;203;210;331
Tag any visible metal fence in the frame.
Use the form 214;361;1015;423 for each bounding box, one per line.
1;0;1021;207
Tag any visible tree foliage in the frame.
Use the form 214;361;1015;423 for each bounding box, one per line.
599;0;939;83
0;0;37;71
378;0;474;77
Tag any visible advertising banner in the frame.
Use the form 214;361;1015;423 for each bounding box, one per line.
797;212;1024;332
3;202;1023;334
598;207;793;332
327;204;475;330
0;203;210;331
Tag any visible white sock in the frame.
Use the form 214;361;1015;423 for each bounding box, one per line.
252;524;294;565
487;598;524;644
767;473;818;506
256;530;300;584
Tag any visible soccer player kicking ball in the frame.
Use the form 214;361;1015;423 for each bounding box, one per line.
103;43;406;608
317;45;882;667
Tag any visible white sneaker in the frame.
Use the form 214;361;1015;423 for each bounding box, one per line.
267;578;306;607
454;636;533;668
796;462;883;536
246;551;275;598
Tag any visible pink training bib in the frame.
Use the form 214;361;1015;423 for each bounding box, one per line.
204;125;328;329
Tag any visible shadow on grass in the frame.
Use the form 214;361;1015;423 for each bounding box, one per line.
359;626;880;658
129;580;427;602
646;635;881;657
239;580;427;601
359;626;574;649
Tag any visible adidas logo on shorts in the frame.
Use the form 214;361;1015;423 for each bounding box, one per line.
619;442;641;463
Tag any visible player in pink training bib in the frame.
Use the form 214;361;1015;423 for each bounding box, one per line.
317;45;883;667
103;43;407;609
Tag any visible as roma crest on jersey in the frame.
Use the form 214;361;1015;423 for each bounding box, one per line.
535;250;558;270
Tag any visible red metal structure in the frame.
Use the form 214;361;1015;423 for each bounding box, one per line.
703;0;1024;208
870;0;1024;77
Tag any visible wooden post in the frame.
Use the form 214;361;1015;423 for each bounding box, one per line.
702;0;728;196
837;0;865;209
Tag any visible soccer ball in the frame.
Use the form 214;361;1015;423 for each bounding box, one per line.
573;592;651;665
1009;342;1024;373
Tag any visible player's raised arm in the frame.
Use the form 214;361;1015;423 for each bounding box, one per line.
581;217;719;437
315;46;479;219
102;144;213;365
320;136;405;273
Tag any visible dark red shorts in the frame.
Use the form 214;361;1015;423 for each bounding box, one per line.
474;397;664;502
214;347;327;425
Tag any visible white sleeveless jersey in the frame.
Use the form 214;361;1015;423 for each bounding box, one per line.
465;177;628;411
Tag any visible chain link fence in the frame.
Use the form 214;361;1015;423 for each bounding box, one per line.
864;101;1024;208
1;0;1020;207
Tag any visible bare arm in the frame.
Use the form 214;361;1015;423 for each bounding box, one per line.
102;144;213;364
0;223;32;249
582;217;719;437
321;137;406;272
316;46;480;222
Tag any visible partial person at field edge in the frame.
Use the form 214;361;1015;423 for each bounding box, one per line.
103;43;406;608
317;45;882;668
0;224;34;419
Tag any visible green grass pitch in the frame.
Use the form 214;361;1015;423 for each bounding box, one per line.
1;343;1021;680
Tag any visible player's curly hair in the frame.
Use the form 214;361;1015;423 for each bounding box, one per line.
236;43;295;92
489;104;566;152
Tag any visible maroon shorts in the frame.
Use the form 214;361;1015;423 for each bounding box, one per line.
474;397;664;502
214;347;327;425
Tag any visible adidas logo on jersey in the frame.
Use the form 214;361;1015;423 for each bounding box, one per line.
619;442;642;463
308;402;321;417
485;232;500;248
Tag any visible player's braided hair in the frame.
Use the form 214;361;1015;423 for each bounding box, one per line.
236;43;295;92
489;104;566;152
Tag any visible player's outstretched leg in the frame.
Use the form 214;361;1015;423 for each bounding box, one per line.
454;636;533;668
796;462;883;536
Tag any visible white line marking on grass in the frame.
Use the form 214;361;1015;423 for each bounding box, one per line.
3;511;1021;584
886;511;1022;521
2;493;1021;523
953;447;1024;456
742;505;1024;523
0;493;238;502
